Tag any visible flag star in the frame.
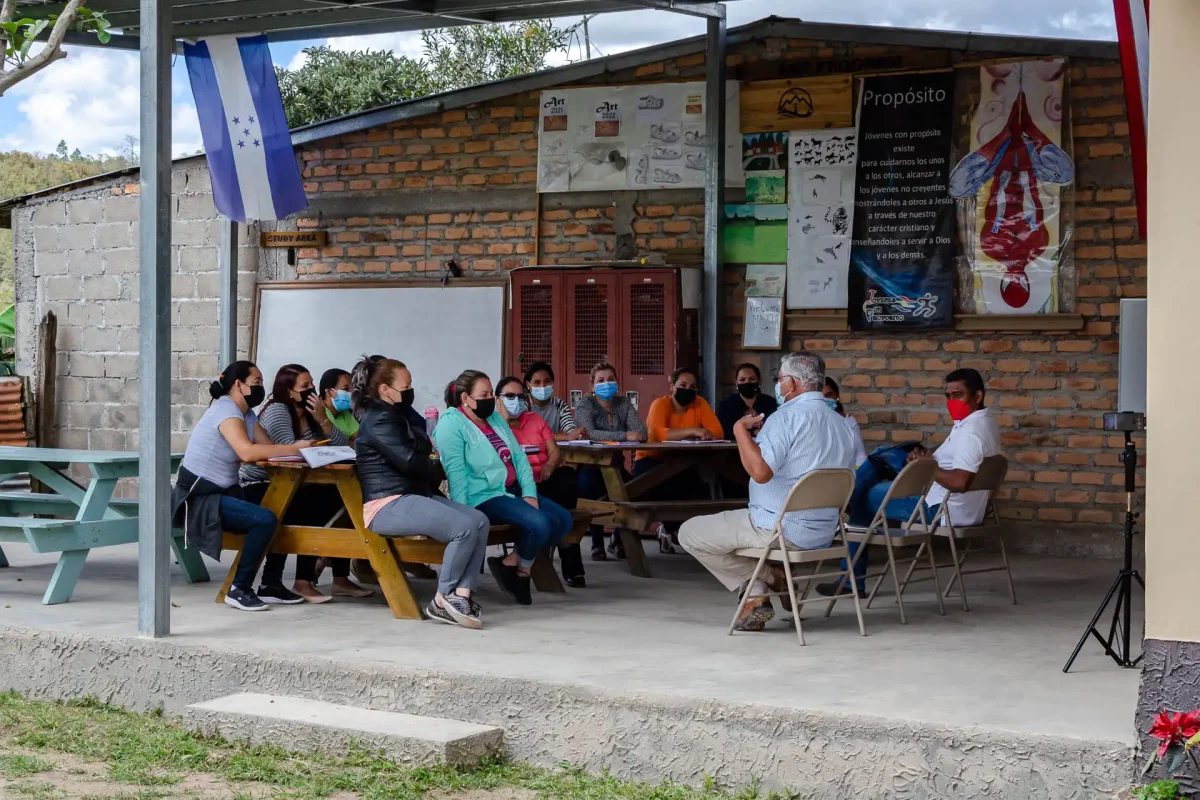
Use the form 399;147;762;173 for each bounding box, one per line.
253;139;261;147
232;117;240;125
237;141;245;148
243;128;250;135
248;116;255;123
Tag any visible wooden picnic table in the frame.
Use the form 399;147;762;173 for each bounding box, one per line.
216;461;590;621
558;441;747;577
0;447;209;604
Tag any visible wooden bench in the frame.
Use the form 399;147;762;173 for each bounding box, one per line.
576;497;746;577
218;494;594;620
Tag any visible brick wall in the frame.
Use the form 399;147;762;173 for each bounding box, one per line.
12;159;258;460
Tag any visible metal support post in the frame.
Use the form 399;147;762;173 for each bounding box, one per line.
218;217;239;367
702;9;727;403
137;0;173;638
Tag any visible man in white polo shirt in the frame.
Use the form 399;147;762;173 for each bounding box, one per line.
820;367;1001;596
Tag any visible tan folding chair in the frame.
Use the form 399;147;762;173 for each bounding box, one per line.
728;468;864;646
843;458;943;624
919;454;1012;612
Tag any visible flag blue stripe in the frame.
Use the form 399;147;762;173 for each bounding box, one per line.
182;40;245;222
238;35;307;220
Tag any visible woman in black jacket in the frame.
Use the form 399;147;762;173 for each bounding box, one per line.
351;356;490;629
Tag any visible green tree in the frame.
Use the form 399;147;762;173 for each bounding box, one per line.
276;19;574;129
1;1;111;96
54;139;66;159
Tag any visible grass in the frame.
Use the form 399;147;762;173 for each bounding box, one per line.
0;692;793;800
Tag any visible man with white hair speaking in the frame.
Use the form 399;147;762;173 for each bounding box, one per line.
679;351;856;631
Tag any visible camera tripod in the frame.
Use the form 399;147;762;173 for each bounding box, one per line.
1063;430;1144;672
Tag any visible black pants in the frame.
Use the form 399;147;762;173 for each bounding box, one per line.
539;466;583;579
242;482;352;585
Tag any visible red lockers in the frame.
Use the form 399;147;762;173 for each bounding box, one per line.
509;266;698;416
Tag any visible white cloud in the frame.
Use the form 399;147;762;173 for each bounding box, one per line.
0;44;203;157
325;31;426;60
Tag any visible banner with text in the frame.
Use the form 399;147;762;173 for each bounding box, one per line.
848;72;957;330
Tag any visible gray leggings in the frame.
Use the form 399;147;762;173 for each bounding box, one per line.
368;494;489;596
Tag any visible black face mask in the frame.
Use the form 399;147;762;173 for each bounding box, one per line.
471;397;496;418
399;388;415;408
298;388;316;407
737;382;760;399
244;385;266;408
674;388;697;407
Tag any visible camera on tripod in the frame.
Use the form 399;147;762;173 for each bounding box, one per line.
1063;301;1147;673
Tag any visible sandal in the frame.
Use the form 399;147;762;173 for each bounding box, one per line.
332;579;375;599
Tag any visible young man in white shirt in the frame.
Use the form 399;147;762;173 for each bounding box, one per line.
820;368;1001;595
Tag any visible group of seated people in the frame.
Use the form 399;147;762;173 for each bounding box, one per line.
171;348;999;633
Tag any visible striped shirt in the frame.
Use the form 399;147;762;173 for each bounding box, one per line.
749;391;856;549
239;400;348;485
530;396;577;433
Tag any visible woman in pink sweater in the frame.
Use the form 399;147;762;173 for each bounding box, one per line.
495;376;582;586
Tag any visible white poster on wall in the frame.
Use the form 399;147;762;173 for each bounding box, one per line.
787;127;858;309
537;81;742;192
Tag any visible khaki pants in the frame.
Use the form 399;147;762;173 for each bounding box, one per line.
679;509;774;592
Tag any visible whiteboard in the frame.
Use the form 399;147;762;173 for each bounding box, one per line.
253;282;506;414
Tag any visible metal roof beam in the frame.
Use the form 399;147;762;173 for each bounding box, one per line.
621;0;723;18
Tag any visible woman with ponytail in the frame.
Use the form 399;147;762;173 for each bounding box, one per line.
352;356;490;629
433;369;574;607
170;361;314;612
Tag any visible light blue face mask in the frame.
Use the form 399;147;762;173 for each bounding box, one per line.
332;390;352;412
774;381;786;406
824;398;839;411
595;381;619;401
502;396;528;416
530;385;554;402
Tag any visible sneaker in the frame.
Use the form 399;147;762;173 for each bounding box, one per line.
734;599;775;632
590;546;608;562
487;556;524;604
256;583;305;605
225;586;268;612
565;575;586;589
428;594;482;629
606;536;626;560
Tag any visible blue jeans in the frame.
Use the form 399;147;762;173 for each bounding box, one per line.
845;451;934;586
477;493;573;568
221;494;279;590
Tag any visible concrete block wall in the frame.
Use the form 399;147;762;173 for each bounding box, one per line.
12;158;259;462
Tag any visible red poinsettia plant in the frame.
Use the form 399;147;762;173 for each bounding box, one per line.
1143;708;1200;778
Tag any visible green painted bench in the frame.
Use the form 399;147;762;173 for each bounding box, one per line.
0;448;209;604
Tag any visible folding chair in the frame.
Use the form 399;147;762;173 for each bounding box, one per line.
843;458;943;624
728;468;864;646
918;454;1012;612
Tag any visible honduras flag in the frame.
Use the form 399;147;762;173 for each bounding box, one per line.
183;35;307;223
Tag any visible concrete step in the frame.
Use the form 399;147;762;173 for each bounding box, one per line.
184;692;503;767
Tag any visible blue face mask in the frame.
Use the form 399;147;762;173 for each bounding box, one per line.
332;390;352;413
502;396;527;416
824;398;839;411
595;381;619;401
774;381;786;406
530;385;554;402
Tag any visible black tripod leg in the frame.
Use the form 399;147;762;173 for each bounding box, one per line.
1133;570;1145;588
1063;571;1124;673
1096;578;1129;661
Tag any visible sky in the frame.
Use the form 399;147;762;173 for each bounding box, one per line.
0;0;1118;158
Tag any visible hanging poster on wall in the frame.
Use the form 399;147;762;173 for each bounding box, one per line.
537;82;743;192
848;72;957;330
950;59;1075;314
786;127;857;309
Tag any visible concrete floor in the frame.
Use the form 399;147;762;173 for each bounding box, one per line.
0;540;1140;746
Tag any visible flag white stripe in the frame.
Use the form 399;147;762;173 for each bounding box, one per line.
206;36;276;220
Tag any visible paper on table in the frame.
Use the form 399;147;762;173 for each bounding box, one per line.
267;455;305;462
301;446;356;468
557;439;594;446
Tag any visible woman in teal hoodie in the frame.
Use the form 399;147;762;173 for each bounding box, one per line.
433;370;574;605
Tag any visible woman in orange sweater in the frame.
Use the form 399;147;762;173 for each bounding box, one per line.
633;367;724;552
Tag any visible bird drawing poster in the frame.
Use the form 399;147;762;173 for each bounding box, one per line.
950;59;1074;314
786;127;857;309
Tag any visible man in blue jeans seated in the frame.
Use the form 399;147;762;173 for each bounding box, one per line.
818;367;1001;595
